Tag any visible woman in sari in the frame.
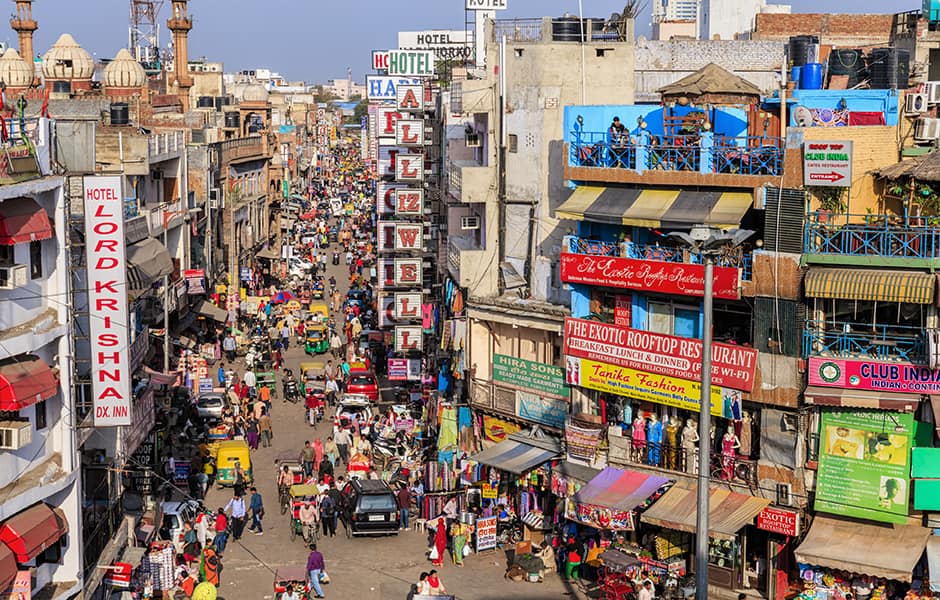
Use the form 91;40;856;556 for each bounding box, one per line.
430;517;446;567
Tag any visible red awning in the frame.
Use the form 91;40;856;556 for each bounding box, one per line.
0;198;53;245
0;356;58;411
0;503;68;563
0;544;16;591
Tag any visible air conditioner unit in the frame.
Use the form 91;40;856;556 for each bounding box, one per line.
0;421;31;450
928;82;940;105
915;117;940;142
0;264;28;290
465;133;482;148
905;92;928;115
776;483;793;507
460;216;480;230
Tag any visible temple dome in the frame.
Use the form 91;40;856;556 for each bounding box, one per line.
104;49;145;88
0;48;34;88
41;33;94;81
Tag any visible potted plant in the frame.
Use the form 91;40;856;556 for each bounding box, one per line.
911;183;940;225
810;186;846;223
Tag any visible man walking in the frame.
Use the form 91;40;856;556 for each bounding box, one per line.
333;428;351;466
248;487;264;535
300;441;316;478
224;493;247;540
213;508;228;554
306;544;326;599
281;323;291;350
222;333;236;362
396;483;411;531
318;493;337;538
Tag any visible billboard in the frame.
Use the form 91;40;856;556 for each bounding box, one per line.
395;153;424;182
395;188;424;216
387;357;422;381
808;356;940;395
815;410;914;524
563;318;758;391
386;50;435;77
378;293;396;328
395;325;423;351
372;50;389;71
84;176;133;426
377;181;407;215
366;76;423;100
398;30;475;61
395;223;423;251
803;141;852;187
395;118;425;147
394;258;422;286
394;292;422;320
492;354;567;399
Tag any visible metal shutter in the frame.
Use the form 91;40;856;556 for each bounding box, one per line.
763;187;805;254
753;297;804;358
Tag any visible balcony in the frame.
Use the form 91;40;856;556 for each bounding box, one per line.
148;130;184;163
447;160;494;204
804;212;940;268
802;320;925;364
566;131;782;188
217;135;267;166
447;234;490;290
608;437;759;487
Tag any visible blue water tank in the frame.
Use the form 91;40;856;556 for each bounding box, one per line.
800;63;824;90
791;66;802;87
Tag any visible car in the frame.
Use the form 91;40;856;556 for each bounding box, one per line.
346;371;379;402
158;499;202;553
334;396;374;436
195;392;226;421
341;478;400;537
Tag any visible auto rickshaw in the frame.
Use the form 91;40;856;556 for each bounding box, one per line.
309;302;329;323
214;440;252;487
312;280;325;300
273;566;311;599
305;326;329;355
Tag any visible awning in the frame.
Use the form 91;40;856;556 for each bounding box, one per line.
257;247;280;260
795;514;929;582
640;481;770;540
126;238;174;292
0;198;53;245
554;460;601;484
143;366;179;387
574;467;671;512
804;386;920;412
928;537;940;592
0;355;58;411
470;439;560;474
195;300;229;323
0;503;69;563
804;268;935;304
554;186;752;229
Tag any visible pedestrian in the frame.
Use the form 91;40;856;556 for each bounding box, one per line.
396;484;411;531
222;333;236;362
313;438;324;475
300;441;316;478
218;362;226;387
182;521;200;564
281;323;291;350
451;520;472;567
318;493;337;538
426;570;447;596
415;572;430;596
639;580;654;600
246;415;259;450
243;368;257;390
248;487;264;535
430;517;446;567
323;436;338;467
225;493;247;540
200;543;221;587
213;508;229;554
333;428;351;465
195;510;210;551
281;584;301;600
305;544;326;599
259;408;273;448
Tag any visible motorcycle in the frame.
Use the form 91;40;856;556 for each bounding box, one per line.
496;516;524;547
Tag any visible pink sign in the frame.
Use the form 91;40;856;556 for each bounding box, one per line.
807;356;940;394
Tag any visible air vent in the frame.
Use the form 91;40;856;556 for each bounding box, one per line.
460;216;480;230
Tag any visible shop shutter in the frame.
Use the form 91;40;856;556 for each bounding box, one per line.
763;187;805;254
753;297;804;357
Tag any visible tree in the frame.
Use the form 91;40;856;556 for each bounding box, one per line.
353;98;369;121
313;85;337;104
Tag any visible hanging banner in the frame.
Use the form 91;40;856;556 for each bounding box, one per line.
482;415;521;442
808;356;940;394
516;392;568;429
565;498;635;531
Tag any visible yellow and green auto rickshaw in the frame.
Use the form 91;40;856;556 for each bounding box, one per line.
305;326;329;355
215;440;252;487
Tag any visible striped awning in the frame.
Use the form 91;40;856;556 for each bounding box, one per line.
640;481;770;540
554;186;752;228
470;439;560;475
803;386;920;412
804;268;935;304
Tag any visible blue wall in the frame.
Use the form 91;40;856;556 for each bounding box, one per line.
764;89;899;127
563;104;749;143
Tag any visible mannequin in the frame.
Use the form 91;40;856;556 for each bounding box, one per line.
739;411;753;458
681;418;699;474
631;415;646;462
721;426;741;480
622;402;633;427
647;415;663;466
665;417;680;469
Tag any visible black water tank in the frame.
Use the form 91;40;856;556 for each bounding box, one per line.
828;49;866;88
52;80;70;94
214;96;224;111
224;112;239;128
552;16;583;42
788;35;819;67
869;48;910;89
110;102;129;126
197;96;214;108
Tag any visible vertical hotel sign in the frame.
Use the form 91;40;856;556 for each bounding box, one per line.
84;176;133;426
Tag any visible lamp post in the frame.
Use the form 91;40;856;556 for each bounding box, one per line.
667;225;754;599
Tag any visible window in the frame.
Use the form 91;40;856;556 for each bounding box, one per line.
29;240;41;279
514;48;524;58
35;400;47;430
508;134;518;153
0;245;12;267
595;48;613;57
647;300;701;338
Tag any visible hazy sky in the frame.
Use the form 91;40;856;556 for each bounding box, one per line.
8;0;918;83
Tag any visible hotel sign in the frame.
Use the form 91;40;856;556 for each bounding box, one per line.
386;50;435;77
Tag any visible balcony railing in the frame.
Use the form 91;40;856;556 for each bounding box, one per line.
804;212;940;260
148;130;184;160
569;131;783;176
616;440;758;486
802;321;925;363
494;18;543;42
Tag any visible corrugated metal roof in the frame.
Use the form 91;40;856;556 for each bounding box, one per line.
470;439;560;474
640;481;770;540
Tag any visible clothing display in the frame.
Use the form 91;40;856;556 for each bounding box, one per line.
647;418;663;466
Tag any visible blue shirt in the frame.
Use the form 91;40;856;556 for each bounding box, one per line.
225;497;246;519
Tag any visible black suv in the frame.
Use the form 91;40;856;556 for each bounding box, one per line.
341;479;400;537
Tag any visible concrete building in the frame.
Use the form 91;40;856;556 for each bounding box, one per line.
652;20;698;41
699;0;790;41
325;77;366;101
652;0;699;40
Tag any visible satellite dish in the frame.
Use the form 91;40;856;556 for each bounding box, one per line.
793;106;814;128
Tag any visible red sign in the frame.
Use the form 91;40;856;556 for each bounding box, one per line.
559;252;740;300
756;507;800;537
563;317;758;391
614;294;631;327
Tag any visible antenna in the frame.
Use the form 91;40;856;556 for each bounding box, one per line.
129;0;164;71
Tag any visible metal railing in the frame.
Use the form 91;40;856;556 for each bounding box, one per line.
804;212;940;259
148;130;184;158
494;18;543;42
802;321;925;363
617;440;758;486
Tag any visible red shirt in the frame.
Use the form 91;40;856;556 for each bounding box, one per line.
215;513;227;532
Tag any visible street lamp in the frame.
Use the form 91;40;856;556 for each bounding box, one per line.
666;224;754;599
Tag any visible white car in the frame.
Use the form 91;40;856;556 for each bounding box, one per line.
159;500;202;553
333;395;374;436
195;392;226;421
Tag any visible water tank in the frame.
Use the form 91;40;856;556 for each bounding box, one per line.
52;80;71;94
827;49;866;88
800;63;824;90
224;112;239;128
197;96;214;108
214;96;224;111
552;16;583;42
788;35;819;67
790;66;802;87
110;102;129;126
869;48;910;89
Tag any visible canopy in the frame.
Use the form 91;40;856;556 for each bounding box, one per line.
272;291;294;304
795;514;929;582
555;186;751;229
0;355;58;411
195;300;229;323
804;268;935;304
469;439;560;475
554;460;601;484
657;63;762;99
804;386;919;412
126;237;174;292
257;247;279;260
0;198;53;245
0;503;69;563
143;366;179;387
640;481;770;540
567;467;671;531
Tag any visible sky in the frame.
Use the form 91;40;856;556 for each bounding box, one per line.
8;0;919;84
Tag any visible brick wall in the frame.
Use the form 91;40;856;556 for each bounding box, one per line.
753;13;894;45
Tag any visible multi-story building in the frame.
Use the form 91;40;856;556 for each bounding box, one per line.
699;0;790;41
325;77;366;102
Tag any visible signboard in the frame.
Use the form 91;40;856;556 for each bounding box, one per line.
566;498;635;531
3;570;30;599
566;356;740;418
84;176;133;427
614;294;631;327
185;269;206;295
482;483;498;499
377;107;403;139
394;292;422;320
395;118;425;147
808;356;940;395
239;266;251;282
395;223;424;251
559;253;740;300
377;221;396;251
366;76;423;100
198;378;214;394
395;325;423;352
377;259;395;289
387;357;422;381
563;318;758;391
492;354;567;399
377;181;406;215
395;188;424;216
394;257;422;286
396;85;425;112
815;409;914;524
756;507;800;537
516;392;568;429
378;293;396;328
386;50;435;77
372;50;389;71
482;415;520;442
803;140;852;187
395;153;425;182
466;0;508;9
399;30;474;61
123;387;155;458
475;516;498;551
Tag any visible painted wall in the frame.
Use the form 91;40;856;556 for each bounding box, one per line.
563;103;749;146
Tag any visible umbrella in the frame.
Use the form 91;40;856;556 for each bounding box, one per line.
299;211;317;221
273;290;294;304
